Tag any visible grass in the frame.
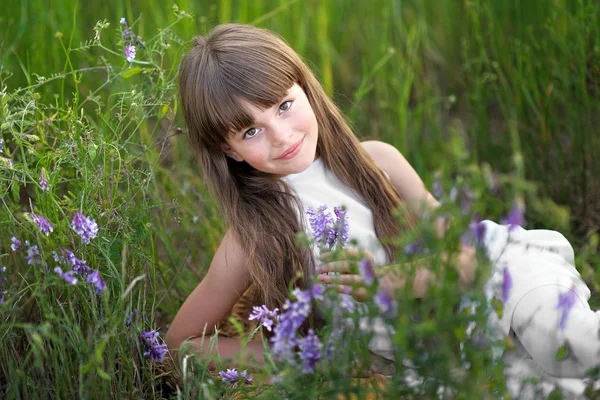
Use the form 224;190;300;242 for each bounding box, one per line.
0;0;599;398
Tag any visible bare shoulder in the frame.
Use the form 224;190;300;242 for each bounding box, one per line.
360;140;439;214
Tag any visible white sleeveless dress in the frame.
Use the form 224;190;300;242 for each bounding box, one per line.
282;157;396;361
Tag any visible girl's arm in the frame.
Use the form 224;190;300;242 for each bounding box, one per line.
165;229;264;369
360;140;477;289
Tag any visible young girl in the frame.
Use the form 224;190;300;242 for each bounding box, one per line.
164;23;460;369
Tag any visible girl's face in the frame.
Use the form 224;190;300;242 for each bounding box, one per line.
221;84;319;176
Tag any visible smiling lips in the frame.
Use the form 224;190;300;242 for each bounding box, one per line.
276;137;304;160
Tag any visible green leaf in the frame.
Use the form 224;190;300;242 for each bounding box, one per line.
11;181;19;202
123;68;143;79
158;104;169;120
555;342;571;361
97;367;111;381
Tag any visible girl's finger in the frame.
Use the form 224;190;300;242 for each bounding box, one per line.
318;273;363;285
317;260;353;274
331;284;370;302
320;248;373;262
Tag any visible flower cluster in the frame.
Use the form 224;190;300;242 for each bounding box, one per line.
0;138;4;153
39;169;49;191
501;202;525;232
31;214;53;236
53;248;105;294
72;212;98;244
25;241;41;265
253;285;325;374
219;368;253;386
306;205;349;250
248;305;279;331
119;18;144;63
138;329;168;362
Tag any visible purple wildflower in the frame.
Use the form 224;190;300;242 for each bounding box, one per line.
502;267;513;304
25;242;41;265
219;368;253;386
120;17;126;25
340;297;355;313
270;288;313;363
311;284;325;301
332;206;349;248
306;205;333;246
10;237;21;251
404;239;423;256
138;330;168;362
298;329;322;374
125;44;136;62
0;266;7;303
471;219;487;246
54;267;78;285
72;212;98;244
358;257;375;286
502;203;525;232
31;214;53;236
0;138;4;153
53;248;91;276
39;170;49;191
374;290;396;317
432;179;443;200
86;269;106;294
249;305;279;332
555;287;579;330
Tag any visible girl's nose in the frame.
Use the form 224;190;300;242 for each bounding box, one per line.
269;121;292;146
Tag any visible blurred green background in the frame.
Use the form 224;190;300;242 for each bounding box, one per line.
2;0;598;245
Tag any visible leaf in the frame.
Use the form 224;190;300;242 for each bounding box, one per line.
555;342;571;361
123;68;143;79
97;367;111;381
11;181;20;202
158;104;169;120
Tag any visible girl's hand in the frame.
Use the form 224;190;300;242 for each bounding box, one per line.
316;248;374;302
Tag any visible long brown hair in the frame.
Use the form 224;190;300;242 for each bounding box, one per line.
179;23;412;312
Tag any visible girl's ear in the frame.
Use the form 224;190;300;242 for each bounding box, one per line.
221;144;244;162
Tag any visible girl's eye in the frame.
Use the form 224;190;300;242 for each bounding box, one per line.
244;127;259;139
279;100;292;113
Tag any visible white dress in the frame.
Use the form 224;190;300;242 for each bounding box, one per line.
481;220;600;398
282;157;396;361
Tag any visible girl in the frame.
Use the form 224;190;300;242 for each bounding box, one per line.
164;23;471;369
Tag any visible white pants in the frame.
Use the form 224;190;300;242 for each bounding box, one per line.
512;284;600;378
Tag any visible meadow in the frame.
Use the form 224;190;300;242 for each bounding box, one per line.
0;0;599;398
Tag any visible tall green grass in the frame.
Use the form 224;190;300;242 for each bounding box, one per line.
1;0;599;398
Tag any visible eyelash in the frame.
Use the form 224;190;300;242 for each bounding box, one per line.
243;100;293;139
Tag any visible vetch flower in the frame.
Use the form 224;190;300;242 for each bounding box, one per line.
332;206;349;248
0;138;4;153
404;239;423;256
298;329;322;374
432;179;443;200
138;330;168;362
31;214;53;236
10;237;21;251
358;257;375;285
24;242;41;265
249;305;279;332
86;269;106;294
39;169;49;191
502;267;513;304
72;212;98;244
120;17;126;24
374;289;396;317
219;368;253;386
306;205;333;246
555;287;579;330
311;284;325;301
125;44;136;62
53;248;91;276
54;267;78;285
502;203;525;232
